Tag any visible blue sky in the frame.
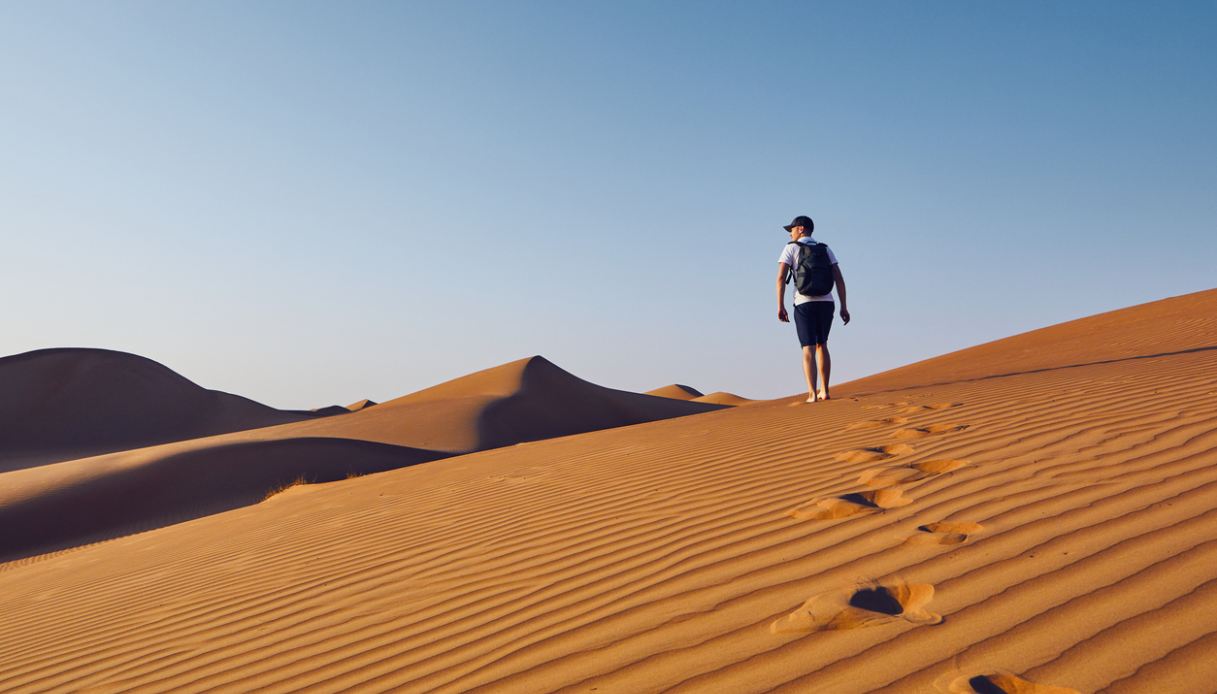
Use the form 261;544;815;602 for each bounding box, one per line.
2;1;1214;407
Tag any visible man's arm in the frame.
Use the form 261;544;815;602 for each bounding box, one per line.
776;262;790;322
832;264;850;324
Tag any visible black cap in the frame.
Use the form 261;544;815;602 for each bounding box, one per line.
783;215;814;232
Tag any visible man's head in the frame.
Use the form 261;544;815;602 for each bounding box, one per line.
783;215;814;239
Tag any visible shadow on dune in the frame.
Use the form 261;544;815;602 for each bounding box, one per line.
471;357;727;450
0;437;445;563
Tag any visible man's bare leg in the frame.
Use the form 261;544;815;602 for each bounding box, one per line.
815;343;832;400
802;345;818;402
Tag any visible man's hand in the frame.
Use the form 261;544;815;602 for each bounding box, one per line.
778;306;790;323
840;307;851;325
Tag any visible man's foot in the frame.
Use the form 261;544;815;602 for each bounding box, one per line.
805;394;819;403
817;390;831;401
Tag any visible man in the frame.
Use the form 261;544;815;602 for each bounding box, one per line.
776;215;850;403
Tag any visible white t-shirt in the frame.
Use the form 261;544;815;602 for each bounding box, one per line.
779;237;839;304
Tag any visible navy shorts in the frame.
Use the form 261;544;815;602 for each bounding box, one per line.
794;301;834;347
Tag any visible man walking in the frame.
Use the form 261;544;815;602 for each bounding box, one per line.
777;215;850;402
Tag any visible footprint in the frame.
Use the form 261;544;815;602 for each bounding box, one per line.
834;443;916;464
846;416;910;431
893;424;969;440
787;488;913;520
859;459;971;488
948;672;1079;694
906;520;985;546
771;579;942;634
927;402;963;410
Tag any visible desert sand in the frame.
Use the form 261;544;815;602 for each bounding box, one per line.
1;289;1216;693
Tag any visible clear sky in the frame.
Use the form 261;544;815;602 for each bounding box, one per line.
3;1;1214;408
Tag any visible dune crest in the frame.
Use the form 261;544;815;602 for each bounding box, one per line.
839;288;1217;395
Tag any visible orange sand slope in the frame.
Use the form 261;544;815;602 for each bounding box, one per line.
0;348;325;471
2;289;1217;692
839;290;1217;396
0;355;721;563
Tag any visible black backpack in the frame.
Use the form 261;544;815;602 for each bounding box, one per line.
786;240;834;296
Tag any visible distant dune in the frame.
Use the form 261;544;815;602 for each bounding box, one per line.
346;399;377;411
645;384;705;400
693;391;753;406
0;348;324;471
271;355;726;453
4;290;1216;692
310;405;353;416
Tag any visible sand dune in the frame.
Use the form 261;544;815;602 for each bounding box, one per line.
346;399;377;411
645;384;705;400
693;391;753;406
2;290;1216;692
266;355;726;453
647;385;754;406
0;348;324;471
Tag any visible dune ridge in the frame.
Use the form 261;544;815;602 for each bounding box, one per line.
838;289;1217;396
1;289;1216;692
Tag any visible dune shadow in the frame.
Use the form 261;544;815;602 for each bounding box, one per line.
968;676;1008;694
0;437;445;564
838;492;881;508
848;586;904;615
473;359;726;450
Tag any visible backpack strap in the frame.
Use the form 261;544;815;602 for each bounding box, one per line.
786;240;815;279
784;241;799;284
